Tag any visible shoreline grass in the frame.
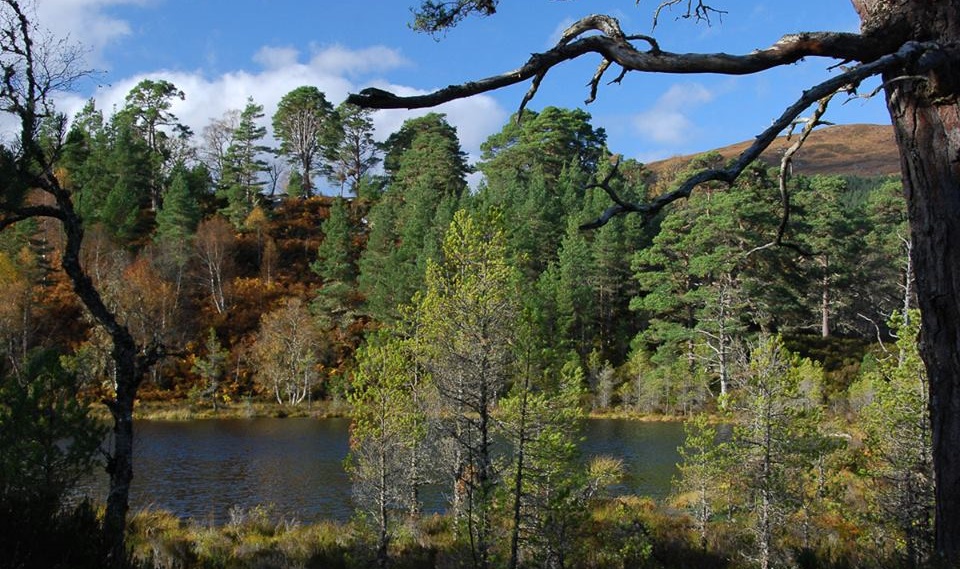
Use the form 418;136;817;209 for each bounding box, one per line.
92;396;700;423
90;398;352;422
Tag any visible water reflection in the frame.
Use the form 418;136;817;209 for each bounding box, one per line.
87;417;684;524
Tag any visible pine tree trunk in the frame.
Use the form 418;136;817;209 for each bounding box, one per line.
508;375;530;569
873;5;960;561
820;256;830;338
848;0;960;561
892;95;960;563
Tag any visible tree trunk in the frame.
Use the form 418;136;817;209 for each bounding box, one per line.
865;0;960;560
820;255;830;338
57;205;146;566
377;438;389;569
508;374;530;569
891;93;960;563
104;378;137;566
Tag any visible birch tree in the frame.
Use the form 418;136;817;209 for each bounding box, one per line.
252;298;320;406
347;333;425;568
417;209;519;569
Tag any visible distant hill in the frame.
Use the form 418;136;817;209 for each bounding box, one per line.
645;124;900;183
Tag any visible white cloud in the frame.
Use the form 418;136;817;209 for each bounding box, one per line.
59;44;505;173
634;110;695;145
7;1;504;172
306;44;410;77
253;46;300;70
35;0;149;66
632;82;715;145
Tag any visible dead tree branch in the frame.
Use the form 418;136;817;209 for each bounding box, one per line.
745;93;835;257
581;41;933;229
347;15;932;233
348;14;892;110
651;0;728;28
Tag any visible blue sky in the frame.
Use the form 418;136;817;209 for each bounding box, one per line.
36;0;890;170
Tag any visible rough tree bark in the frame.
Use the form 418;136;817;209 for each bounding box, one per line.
874;10;960;567
350;0;960;562
852;2;960;561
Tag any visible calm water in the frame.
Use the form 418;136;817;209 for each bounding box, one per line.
89;418;684;524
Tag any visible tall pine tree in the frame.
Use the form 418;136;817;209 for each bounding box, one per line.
219;97;271;228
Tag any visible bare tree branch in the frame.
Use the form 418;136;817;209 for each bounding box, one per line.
773;95;833;248
584;154;631;210
347;15;935;238
651;0;728;28
744;93;835;257
0;203;65;230
581;40;935;230
348;14;892;110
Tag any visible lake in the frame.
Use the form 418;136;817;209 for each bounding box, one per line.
89;418;685;524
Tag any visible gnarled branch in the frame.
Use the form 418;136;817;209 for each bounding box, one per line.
347;16;930;234
348;13;892;110
0;203;65;230
581;40;934;230
745;93;834;257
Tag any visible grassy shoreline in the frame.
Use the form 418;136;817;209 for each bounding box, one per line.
91;397;695;422
89;398;352;422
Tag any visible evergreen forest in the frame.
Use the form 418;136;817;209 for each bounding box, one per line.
2;76;935;567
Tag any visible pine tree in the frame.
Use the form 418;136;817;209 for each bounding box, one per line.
380;113;469;183
862;178;912;323
630;161;787;403
673;413;732;550
724;336;831;569
497;359;587;569
357;114;469;324
854;311;933;566
219;97;271;228
794;175;868;337
556;218;595;358
312;197;357;332
191;327;228;411
100;113;151;242
478;106;606;189
357;193;405;322
273;86;336;197
154;165;200;245
326;102;380;197
118;79;192;211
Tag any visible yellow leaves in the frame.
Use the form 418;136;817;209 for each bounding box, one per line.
0;251;19;285
252;297;321;406
244;205;269;231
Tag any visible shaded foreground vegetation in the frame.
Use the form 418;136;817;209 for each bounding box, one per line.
122;500;726;569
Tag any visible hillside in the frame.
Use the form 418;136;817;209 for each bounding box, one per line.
645;123;899;182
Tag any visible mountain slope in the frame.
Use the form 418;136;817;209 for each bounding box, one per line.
645;124;899;182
